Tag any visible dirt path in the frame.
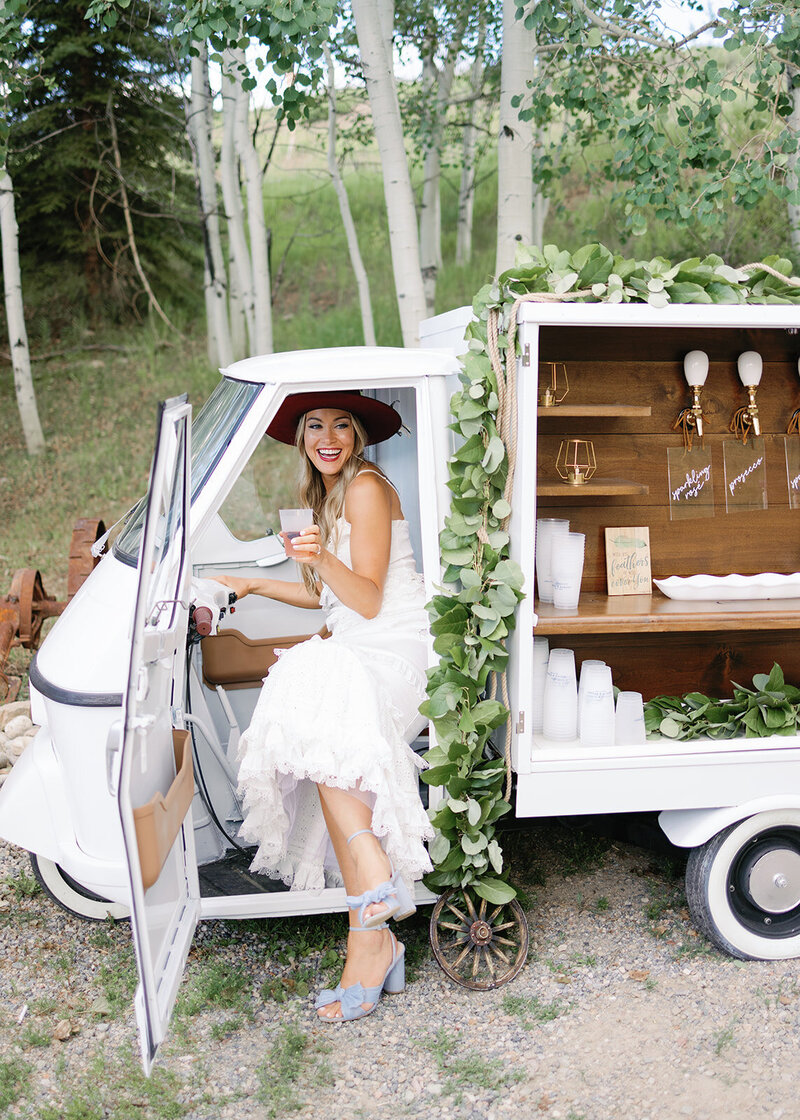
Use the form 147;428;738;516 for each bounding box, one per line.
1;823;797;1119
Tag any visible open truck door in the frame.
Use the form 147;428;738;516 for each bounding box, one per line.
111;396;198;1073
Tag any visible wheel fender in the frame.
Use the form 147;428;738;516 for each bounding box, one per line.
0;731;72;865
659;796;800;848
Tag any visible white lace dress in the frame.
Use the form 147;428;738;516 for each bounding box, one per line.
236;516;434;891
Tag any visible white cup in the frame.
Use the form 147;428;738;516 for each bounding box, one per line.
536;519;569;604
532;636;550;734
279;508;314;542
551;531;586;610
579;663;615;747
542;648;578;741
615;691;647;745
577;659;605;734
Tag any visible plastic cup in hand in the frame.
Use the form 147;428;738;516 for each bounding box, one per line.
577;659;605;735
551;532;585;610
279;508;314;543
578;662;615;747
532;636;550;734
542;647;578;741
615;691;647;745
536;519;569;604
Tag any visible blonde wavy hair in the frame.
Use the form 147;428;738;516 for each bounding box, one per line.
294;410;385;597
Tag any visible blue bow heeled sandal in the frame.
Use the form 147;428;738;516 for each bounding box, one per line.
314;926;405;1022
344;828;416;929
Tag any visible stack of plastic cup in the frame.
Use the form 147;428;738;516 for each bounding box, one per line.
536;518;569;603
578;662;615;747
577;659;606;735
615;691;647;745
551;531;586;610
532;636;550;734
542;648;578;740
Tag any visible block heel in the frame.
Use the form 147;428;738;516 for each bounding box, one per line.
315;930;405;1022
345;828;416;927
382;948;406;994
390;871;416;922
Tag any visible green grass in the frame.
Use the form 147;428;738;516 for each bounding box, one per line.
0;1056;31;1111
2;871;41;900
96;941;138;1019
502;993;569;1028
256;1021;331;1118
36;1053;190;1120
177;958;252;1018
417;1028;523;1103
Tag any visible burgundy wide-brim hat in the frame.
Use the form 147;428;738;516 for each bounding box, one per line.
266;390;402;446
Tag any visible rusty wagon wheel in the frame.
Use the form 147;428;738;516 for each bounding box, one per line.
68;518;106;599
429;887;529;990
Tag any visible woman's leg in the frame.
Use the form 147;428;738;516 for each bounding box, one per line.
315;783;396;1020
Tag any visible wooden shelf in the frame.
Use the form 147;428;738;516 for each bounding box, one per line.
537;404;652;418
534;591;800;635
536;478;649;497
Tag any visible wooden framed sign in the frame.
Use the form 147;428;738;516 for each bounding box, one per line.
605;526;652;596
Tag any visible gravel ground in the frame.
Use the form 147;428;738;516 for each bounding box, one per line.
1;821;799;1120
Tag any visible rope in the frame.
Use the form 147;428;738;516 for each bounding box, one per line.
485;295;536;800
738;262;800;288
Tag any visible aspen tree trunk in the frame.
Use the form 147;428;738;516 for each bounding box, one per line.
220;53;256;356
0;170;45;455
419;40;461;316
456;25;486;266
787;75;800;258
351;0;426;346
496;0;539;275
189;47;233;368
323;45;376;346
228;264;248;362
231;47;272;356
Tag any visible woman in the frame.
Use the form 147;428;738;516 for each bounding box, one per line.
217;390;433;1022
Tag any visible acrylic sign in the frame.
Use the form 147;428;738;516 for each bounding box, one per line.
666;446;715;521
786;437;800;511
604;526;652;596
723;437;768;513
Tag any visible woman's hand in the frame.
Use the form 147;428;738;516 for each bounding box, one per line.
213;574;251;599
280;524;326;568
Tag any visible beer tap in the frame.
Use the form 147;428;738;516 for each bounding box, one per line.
673;350;709;451
730;351;762;444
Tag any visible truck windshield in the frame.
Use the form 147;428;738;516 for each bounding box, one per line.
114;377;263;566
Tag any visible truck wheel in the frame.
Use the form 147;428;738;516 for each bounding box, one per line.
29;854;129;922
686;811;800;960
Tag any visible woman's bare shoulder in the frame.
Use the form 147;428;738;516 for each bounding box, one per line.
344;470;393;519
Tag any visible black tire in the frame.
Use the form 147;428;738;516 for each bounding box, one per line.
29;854;129;922
686;811;800;961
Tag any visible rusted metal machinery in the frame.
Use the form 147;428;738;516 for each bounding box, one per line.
0;518;105;702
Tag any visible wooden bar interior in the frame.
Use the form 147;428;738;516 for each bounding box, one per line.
533;324;800;698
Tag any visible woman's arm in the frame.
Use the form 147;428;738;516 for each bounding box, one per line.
291;473;392;620
213;573;321;609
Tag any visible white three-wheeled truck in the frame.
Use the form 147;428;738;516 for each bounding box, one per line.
2;302;800;1071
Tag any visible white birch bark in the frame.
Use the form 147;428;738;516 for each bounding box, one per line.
0;170;45;455
419;39;462;315
220;52;256;356
496;0;537;275
228;260;248;362
456;27;486;266
189;47;233;369
352;0;427;346
231;47;273;356
787;74;800;258
324;45;376;346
